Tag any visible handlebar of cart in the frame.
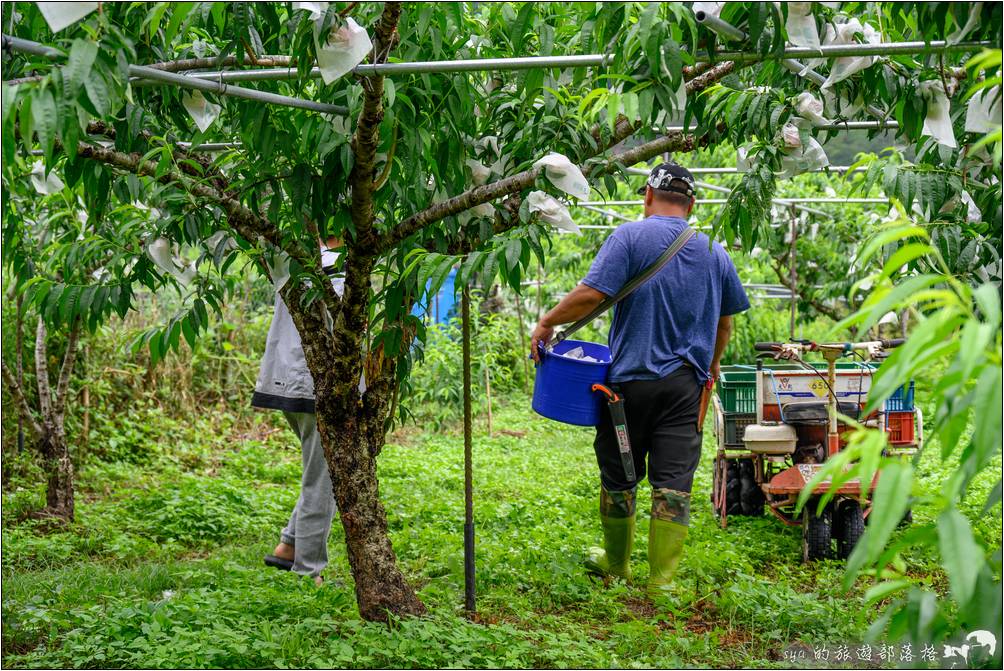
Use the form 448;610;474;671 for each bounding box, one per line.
753;339;905;357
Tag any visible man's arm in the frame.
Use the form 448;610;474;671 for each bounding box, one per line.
530;283;608;362
710;315;733;380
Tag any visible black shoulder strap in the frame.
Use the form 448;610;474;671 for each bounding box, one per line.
552;226;696;346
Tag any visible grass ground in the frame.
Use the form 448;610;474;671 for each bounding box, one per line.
0;391;992;668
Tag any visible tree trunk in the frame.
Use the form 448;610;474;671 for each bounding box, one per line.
38;432;75;521
315;390;426;620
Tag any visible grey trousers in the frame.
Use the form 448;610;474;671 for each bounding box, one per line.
279;411;337;577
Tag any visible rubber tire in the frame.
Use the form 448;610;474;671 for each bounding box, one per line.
723;460;743;516
738;459;765;516
835;500;865;559
802;505;833;562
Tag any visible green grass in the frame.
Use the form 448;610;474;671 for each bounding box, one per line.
1;395;993;668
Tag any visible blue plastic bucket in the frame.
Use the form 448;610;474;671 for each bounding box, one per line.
532;339;612;426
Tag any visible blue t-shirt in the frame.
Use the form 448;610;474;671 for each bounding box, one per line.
582;215;750;383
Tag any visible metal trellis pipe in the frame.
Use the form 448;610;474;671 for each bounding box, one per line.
657;120;899;134
693;179;833;219
3;34;349;116
628;166;866;175
715;40;991;62
696;11;891;119
577;197;889;206
174;141;244;152
110;40;992;85
581;204;635;223
135;64;350;115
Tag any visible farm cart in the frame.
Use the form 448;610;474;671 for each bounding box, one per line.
711;339;922;561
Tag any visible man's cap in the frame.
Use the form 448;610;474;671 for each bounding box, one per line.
636;163;696;197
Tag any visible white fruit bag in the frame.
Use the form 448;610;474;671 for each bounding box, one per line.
821;19;882;88
182;91;222;133
315;17;373;85
918;80;957;149
965;86;1002;134
30;161;64;194
785;2;819;49
37;2;98;32
526;190;580;233
532;153;590;200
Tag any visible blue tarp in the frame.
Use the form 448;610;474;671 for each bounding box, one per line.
411;268;458;325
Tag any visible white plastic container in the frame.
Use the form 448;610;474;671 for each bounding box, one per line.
743;423;798;454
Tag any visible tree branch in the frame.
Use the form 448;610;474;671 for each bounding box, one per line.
2;360;43;439
34;320;52;422
588;130;701;177
348;1;401;249
53;320;81;421
332;1;402;370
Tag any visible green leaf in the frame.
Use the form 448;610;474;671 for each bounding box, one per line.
856;224;928;269
65;40;98;97
937;507;983;607
181;314;197;350
845;460;912;583
32;87;57;163
164;2;197;46
864;580;911;605
970;365;1002;468
880;242;935;278
84;69;111;117
384;78;395;108
973;283;1002;327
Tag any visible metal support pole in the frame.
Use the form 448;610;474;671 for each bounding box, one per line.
536;263;543;322
15;292;24;453
578;197;888;206
788;207;798;340
514;293;531;393
175;141;244;152
461;287;476;613
8;28;981;86
695;179;833;219
581;204;635;223
628;166;866;175
3;35;348;115
159;39;992;80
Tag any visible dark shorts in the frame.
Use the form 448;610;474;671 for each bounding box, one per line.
593;365;703;492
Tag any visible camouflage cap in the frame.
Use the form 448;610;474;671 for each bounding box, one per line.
636;162;697;198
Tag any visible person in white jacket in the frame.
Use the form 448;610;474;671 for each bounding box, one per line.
253;243;342;586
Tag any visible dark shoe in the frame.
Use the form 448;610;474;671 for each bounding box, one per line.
264;555;293;571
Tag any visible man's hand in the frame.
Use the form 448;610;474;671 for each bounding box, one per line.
530;322;555;363
710;359;721;382
529;283;606;363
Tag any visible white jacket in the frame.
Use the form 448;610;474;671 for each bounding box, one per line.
251;250;343;414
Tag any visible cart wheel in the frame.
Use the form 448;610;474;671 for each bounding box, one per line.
835;500;864;559
802;505;832;562
713;459;743;516
724;460;742;515
739;459;765;516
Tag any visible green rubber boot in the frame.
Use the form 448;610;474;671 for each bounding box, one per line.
648;488;691;596
583;487;636;581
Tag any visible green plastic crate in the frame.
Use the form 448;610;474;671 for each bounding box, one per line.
717;369;757;413
723;412;757;446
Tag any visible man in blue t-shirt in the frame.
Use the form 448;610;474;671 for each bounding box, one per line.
530;163;750;595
